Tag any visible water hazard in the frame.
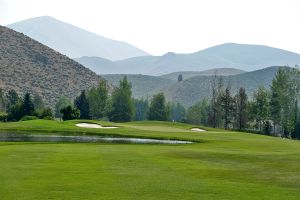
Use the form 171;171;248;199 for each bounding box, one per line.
0;133;193;144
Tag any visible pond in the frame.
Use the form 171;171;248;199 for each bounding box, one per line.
0;133;193;144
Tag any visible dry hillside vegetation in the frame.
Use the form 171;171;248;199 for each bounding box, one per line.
0;26;101;106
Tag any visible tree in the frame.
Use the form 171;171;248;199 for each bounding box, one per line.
36;107;53;119
178;74;183;82
109;76;134;122
55;96;72;118
270;67;300;138
0;88;5;112
169;102;186;122
208;75;223;128
134;98;149;121
33;94;45;111
252;87;270;132
23;93;35;116
88;79;108;119
148;93;169;121
234;87;248;130
219;86;234;129
6;89;19;110
60;106;80;121
186;99;210;125
74;90;90;119
7;99;23;121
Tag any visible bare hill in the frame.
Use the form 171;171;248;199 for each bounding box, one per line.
0;26;101;107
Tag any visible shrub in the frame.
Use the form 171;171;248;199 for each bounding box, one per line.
20;115;38;121
0;112;8;122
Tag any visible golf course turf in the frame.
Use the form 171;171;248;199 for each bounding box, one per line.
0;120;299;199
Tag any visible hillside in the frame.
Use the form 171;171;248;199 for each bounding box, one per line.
163;66;283;107
8;16;149;60
160;68;245;81
102;74;174;98
74;56;117;74
0;26;101;107
106;66;284;107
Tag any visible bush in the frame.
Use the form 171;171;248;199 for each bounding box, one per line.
20;115;38;121
0;112;8;122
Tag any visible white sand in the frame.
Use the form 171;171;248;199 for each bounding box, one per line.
191;128;206;132
76;123;118;129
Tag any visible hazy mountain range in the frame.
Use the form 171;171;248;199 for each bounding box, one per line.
7;16;149;61
7;16;300;76
103;66;284;107
75;43;300;75
0;25;101;107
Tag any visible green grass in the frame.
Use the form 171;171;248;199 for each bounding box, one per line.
0;120;300;199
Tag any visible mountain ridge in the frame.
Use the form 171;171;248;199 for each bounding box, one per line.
75;43;300;75
7;16;150;60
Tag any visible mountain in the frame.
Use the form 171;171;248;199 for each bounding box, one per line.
160;68;246;81
0;25;101;107
7;16;149;60
103;66;286;107
92;43;298;75
162;66;284;107
74;56;117;74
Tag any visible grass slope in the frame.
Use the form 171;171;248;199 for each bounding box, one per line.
0;120;300;199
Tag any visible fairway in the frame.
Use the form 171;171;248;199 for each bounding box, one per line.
0;120;300;200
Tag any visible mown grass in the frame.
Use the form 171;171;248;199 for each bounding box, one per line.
0;120;300;200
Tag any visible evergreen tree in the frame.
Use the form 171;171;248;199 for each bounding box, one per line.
235;87;248;130
148;93;169;121
220;86;234;129
0;88;5;112
186;99;210;125
208;76;223;128
74;90;90;119
169;102;186;122
8;99;23;121
88;79;108;119
6;89;19;110
23;93;34;116
109;76;134;122
134;98;149;121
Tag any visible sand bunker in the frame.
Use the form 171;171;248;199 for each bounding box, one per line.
76;123;118;129
191;128;206;132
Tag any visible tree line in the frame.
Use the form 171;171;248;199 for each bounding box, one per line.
186;67;300;139
54;77;184;122
1;67;299;139
0;90;53;121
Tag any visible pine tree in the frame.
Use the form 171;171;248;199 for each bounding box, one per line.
88;79;108;119
23;93;34;116
74;91;90;119
220;86;234;129
235;87;248;130
148;93;169;121
134;98;149;121
109;76;134;122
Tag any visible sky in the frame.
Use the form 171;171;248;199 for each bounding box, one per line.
1;0;300;55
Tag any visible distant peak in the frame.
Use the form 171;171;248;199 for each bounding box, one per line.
162;52;176;57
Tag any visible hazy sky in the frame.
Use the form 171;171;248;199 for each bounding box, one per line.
1;0;300;55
